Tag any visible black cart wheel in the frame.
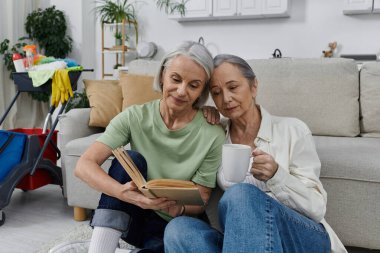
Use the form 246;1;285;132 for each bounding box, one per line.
0;211;5;226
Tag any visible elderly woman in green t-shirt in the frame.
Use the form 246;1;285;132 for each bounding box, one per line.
74;41;225;253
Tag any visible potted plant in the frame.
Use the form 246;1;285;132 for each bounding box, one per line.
25;6;73;58
7;5;73;102
64;91;90;113
95;0;138;41
115;31;131;48
155;0;187;16
114;31;122;46
95;0;137;24
0;38;28;79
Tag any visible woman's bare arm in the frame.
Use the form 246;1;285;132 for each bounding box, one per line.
75;141;176;210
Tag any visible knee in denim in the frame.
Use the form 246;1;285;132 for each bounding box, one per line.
127;150;147;174
164;217;189;244
220;183;268;209
109;150;148;182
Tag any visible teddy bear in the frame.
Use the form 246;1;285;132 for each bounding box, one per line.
322;41;337;58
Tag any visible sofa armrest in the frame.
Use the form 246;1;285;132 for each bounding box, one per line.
58;108;104;151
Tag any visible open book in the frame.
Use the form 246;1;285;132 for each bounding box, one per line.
112;147;205;206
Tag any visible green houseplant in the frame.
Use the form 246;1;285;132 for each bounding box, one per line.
95;0;187;22
155;0;187;16
94;0;188;47
2;5;74;102
114;31;126;46
64;91;90;113
0;37;28;79
95;0;139;46
95;0;137;23
0;36;51;102
25;6;73;58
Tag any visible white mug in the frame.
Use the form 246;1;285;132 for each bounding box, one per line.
222;144;251;183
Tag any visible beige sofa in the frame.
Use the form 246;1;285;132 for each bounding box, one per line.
58;58;380;250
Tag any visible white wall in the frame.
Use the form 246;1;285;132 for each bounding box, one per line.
52;0;380;79
136;0;380;56
50;0;96;88
1;0;52;129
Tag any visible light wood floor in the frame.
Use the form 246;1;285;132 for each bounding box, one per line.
0;184;378;253
0;184;86;253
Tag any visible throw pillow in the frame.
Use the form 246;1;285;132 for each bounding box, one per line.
251;58;360;137
84;79;122;128
119;73;162;110
359;62;380;137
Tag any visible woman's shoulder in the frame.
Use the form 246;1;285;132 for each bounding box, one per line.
110;100;158;126
122;99;159;115
197;112;225;137
271;115;312;136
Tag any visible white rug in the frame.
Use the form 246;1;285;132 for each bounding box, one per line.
33;223;134;253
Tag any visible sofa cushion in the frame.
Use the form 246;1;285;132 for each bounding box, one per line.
314;136;380;183
206;136;380;236
64;133;131;209
64;133;104;156
84;79;122;128
58;108;103;155
64;134;113;209
249;58;360;137
119;73;162;110
359;62;380;137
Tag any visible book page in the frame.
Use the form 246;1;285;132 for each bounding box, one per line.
146;187;204;205
112;147;147;188
146;179;198;188
112;147;204;205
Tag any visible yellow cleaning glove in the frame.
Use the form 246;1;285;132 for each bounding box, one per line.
51;72;60;107
50;69;73;107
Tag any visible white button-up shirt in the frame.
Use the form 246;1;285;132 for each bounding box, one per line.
217;106;347;253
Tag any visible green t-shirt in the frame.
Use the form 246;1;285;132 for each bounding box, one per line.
97;99;225;188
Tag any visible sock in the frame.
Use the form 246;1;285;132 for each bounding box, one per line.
88;226;122;253
115;249;132;253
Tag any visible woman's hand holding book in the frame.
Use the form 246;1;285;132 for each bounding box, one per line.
117;180;177;211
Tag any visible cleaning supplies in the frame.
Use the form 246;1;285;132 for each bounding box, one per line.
50;69;73;107
23;44;37;71
12;53;26;72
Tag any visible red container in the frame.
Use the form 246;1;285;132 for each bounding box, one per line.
8;128;58;190
16;170;52;190
10;128;58;163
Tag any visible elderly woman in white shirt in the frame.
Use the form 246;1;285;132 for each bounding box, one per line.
164;54;347;253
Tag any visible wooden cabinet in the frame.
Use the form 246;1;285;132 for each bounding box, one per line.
169;0;289;21
101;20;138;79
343;0;373;14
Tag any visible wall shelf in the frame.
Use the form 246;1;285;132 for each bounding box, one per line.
101;20;138;79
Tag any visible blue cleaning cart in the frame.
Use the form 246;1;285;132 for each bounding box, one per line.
0;70;85;226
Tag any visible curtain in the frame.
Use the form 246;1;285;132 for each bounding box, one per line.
0;0;50;130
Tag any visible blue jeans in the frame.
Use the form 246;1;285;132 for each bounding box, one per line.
90;150;167;253
164;183;331;253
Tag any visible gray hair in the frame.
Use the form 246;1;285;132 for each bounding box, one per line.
153;41;214;108
213;54;256;87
